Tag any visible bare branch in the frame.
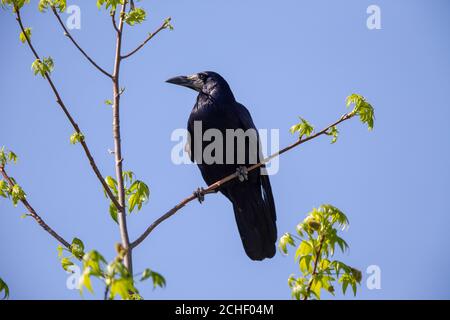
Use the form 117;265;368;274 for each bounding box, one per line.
15;9;123;213
130;112;355;249
0;166;71;249
51;7;112;78
111;10;120;34
111;1;133;274
121;18;171;59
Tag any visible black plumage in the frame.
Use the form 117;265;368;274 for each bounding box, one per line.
166;71;277;260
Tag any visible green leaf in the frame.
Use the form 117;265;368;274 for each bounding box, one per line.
0;180;9;198
327;126;339;144
105;176;118;194
19;27;31;43
109;202;118;224
127;180;150;213
70;238;85;258
82;250;106;277
278;233;295;254
8;151;17;164
0;277;9;300
38;0;66;12
31;57;54;77
122;171;134;185
346;93;375;130
57;244;64;258
289;117;314;139
11;184;26;206
124;7;146;26
163;17;174;30
299;255;313;274
104;99;113;106
1;0;30;12
79;267;93;293
97;0;123;11
110;278;136;300
139;268;165;288
310;277;322;299
69;132;84;145
295;240;313;261
150;271;166;289
61;257;74;271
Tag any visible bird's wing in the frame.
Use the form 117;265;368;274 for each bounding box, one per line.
235;102;257;131
187;111;197;163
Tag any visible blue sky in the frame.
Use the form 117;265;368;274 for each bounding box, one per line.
1;0;450;299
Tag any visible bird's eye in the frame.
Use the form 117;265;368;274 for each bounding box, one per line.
198;73;207;81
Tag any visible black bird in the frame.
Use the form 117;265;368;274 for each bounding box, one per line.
166;71;277;260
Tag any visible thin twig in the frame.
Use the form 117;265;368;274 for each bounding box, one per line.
112;1;132;274
121;18;171;59
0;166;71;249
51;7;112;78
304;234;326;300
104;285;110;300
15;9;123;212
130;112;354;249
111;10;120;33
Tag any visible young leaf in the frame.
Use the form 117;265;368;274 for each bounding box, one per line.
97;0;123;11
346;94;375;130
57;245;64;258
69;132;84;144
109;202;118;224
61;257;74;271
327;126;339;144
110;278;136;300
0;277;9;300
0;180;9;198
105;176;118;194
279;233;295;254
124;7;146;26
163;17;174;30
140;269;166;289
70;238;85;258
31;57;54;77
11;184;26;206
38;0;66;12
289;117;314;139
79;267;93;293
19;27;31;43
127;180;150;213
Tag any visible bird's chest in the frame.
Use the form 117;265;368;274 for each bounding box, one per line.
190;104;240;133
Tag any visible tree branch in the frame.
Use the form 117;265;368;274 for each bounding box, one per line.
304;234;325;300
121;18;171;59
15;9;123;213
112;1;133;274
111;10;120;33
50;7;112;78
0;166;71;249
130;112;355;249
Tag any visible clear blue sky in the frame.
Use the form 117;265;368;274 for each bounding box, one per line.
1;0;449;299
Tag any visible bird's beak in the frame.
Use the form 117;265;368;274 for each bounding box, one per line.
166;75;202;92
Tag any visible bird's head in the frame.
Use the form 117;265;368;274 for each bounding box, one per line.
166;71;234;101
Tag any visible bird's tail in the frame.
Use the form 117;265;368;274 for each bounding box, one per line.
224;174;277;260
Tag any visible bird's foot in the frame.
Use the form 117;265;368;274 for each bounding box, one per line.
236;166;249;182
193;187;206;204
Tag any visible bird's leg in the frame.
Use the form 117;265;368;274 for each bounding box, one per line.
236;166;249;182
193;187;206;204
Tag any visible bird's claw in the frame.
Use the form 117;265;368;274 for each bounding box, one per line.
194;187;205;204
236;166;249;182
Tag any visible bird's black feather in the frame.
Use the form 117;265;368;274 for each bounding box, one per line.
177;71;277;260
